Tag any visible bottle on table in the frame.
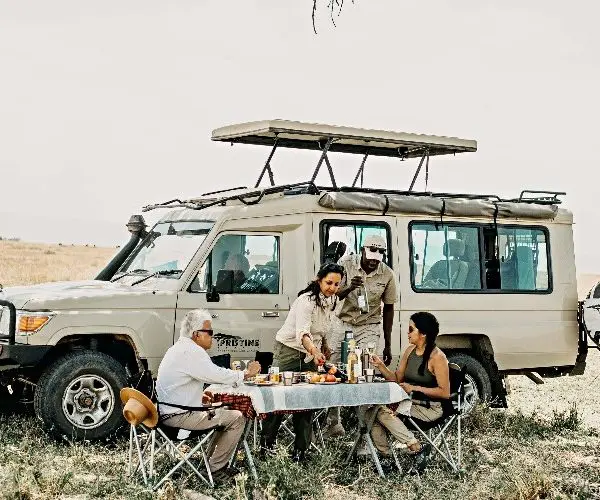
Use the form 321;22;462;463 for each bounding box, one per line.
341;330;354;365
347;348;359;384
355;348;363;379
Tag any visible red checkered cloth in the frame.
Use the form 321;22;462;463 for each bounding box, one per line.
212;393;316;420
212;393;259;419
387;402;400;412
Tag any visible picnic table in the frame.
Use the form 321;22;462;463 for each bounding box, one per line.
206;380;411;479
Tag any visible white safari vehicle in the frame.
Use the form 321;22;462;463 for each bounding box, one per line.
0;120;591;440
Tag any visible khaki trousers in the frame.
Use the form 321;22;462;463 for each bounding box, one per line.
162;408;245;472
370;402;443;454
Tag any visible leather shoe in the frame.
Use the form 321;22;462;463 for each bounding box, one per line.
291;449;306;462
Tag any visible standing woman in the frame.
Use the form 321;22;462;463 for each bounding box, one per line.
260;263;344;461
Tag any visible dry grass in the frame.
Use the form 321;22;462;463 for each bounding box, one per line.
0;240;115;286
0;241;599;499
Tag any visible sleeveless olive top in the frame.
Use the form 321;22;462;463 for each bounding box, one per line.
405;348;437;388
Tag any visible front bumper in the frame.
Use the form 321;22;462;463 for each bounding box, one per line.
0;342;51;370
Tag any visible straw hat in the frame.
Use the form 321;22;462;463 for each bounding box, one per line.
120;387;159;428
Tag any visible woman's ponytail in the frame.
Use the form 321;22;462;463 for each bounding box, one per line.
410;311;440;376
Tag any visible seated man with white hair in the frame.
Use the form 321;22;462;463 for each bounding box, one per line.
156;309;261;480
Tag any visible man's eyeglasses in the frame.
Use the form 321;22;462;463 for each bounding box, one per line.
194;329;214;337
366;246;386;255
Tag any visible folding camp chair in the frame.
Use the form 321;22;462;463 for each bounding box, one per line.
384;363;467;474
121;387;224;489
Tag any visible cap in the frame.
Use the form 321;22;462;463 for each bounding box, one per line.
362;235;387;262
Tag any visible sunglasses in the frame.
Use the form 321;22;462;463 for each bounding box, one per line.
194;329;214;337
408;326;417;333
366;246;386;255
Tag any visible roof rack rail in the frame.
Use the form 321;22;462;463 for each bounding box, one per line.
338;186;503;202
201;186;248;197
142;182;320;212
144;183;565;213
515;190;566;204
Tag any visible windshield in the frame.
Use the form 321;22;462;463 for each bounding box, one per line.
119;220;213;277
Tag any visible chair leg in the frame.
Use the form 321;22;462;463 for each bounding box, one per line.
149;430;156;480
386;433;402;473
457;406;462;468
132;426;148;485
408;417;457;471
153;429;214;490
440;432;457;472
253;418;258;450
365;433;385;478
127;425;134;476
242;420;258;481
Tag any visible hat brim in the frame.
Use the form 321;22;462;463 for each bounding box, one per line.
364;250;384;261
120;387;159;428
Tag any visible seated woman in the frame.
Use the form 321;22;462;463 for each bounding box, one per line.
260;263;344;461
370;311;449;471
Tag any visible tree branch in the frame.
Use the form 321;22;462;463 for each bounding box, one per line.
312;0;354;34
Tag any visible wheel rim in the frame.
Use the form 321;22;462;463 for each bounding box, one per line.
459;374;480;415
62;374;115;430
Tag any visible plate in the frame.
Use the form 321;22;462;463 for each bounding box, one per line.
254;381;275;386
310;381;340;385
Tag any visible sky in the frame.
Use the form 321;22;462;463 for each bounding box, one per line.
1;1;599;272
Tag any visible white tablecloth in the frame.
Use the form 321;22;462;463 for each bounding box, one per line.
206;381;411;416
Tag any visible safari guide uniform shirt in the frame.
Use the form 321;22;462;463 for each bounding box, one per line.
156;336;244;416
337;254;398;347
275;291;338;362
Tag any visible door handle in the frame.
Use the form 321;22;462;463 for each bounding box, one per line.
211;314;219;319
262;311;280;318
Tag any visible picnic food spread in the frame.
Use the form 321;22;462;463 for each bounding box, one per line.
244;363;377;386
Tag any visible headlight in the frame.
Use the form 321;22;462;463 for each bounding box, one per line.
17;311;55;335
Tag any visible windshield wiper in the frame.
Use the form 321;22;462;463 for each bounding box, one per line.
131;269;183;286
110;269;149;283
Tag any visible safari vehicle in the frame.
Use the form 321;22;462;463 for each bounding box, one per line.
0;120;588;441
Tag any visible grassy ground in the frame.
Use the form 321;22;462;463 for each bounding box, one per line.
0;242;599;499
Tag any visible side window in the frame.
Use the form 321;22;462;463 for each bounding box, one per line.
411;223;481;290
496;228;549;291
189;234;280;294
322;222;391;266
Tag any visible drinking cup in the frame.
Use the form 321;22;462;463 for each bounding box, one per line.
283;371;294;386
364;368;375;383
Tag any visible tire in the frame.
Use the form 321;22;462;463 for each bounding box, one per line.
34;350;127;441
446;352;492;415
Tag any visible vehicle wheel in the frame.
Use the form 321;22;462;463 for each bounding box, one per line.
34;350;127;441
446;352;492;415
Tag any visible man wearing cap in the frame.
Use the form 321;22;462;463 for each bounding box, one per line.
324;234;398;437
156;309;261;480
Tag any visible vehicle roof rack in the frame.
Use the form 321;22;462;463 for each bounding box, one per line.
142;183;564;213
211;119;477;191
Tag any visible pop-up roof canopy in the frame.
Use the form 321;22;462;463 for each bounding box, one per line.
212;119;477;190
142;120;565;215
211;119;477;158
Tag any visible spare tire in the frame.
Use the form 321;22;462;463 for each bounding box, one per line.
446;352;492;415
34;350;127;441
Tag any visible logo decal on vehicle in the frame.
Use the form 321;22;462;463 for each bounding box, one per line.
213;333;261;352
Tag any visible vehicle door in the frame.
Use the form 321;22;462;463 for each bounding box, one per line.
176;231;289;364
314;215;401;356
